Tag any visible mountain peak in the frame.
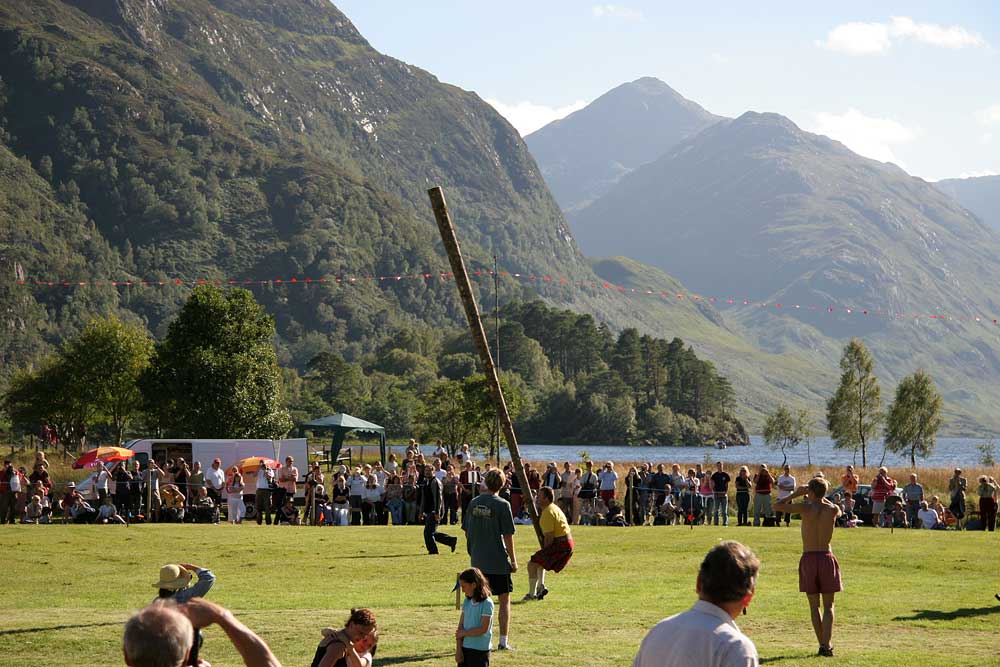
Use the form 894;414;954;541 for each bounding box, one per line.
731;110;801;131
525;78;723;211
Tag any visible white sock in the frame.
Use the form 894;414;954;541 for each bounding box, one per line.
500;634;508;647
537;570;546;593
527;574;537;595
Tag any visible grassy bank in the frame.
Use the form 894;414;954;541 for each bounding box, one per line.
1;524;998;666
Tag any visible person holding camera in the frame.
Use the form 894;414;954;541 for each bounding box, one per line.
255;460;275;526
124;597;280;667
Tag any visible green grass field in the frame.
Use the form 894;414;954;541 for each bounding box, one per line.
1;524;998;666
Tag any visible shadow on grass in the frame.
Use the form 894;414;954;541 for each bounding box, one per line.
334;553;421;559
0;621;120;636
760;657;803;664
893;605;1000;622
376;652;451;665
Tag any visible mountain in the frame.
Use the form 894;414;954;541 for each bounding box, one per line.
0;0;672;375
936;175;1000;232
525;77;722;212
571;111;1000;433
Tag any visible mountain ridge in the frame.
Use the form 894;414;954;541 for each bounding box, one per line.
525;76;722;212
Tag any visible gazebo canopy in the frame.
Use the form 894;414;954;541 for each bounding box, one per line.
297;413;386;465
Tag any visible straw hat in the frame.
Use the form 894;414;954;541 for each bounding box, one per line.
153;564;192;590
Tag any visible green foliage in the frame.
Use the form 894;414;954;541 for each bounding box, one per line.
141;286;292;438
826;338;883;467
885;369;944;468
976;440;996;467
1;316;150;448
763;404;813;467
60;316;153;444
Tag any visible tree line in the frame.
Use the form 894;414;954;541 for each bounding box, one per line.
1;288;744;452
763;338;943;467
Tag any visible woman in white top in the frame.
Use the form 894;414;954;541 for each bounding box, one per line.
361;475;383;525
775;465;796;526
226;467;246;524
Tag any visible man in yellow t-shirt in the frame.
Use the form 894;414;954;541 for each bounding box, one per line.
524;486;574;601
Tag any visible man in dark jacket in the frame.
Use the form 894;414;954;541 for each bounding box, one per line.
420;464;457;554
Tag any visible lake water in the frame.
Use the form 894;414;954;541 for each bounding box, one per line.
400;436;996;468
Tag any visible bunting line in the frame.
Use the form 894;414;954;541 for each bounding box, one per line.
12;269;1000;328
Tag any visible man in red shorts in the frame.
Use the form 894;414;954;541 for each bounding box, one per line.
773;476;842;658
523;486;573;601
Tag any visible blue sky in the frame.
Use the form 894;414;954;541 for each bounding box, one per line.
335;1;999;181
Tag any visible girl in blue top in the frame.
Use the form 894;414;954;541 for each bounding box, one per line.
456;567;494;667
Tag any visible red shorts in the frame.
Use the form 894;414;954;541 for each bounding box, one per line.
799;550;843;594
599;489;615;503
530;538;574;573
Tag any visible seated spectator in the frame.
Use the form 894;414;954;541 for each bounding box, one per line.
98;496;127;525
887;497;908;528
70;496;98;523
60;482;82;517
605;499;627;526
513;505;533;525
311;608;377;667
314;486;334;525
917;500;946;530
654;490;679;525
276;498;300;525
23;494;46;524
679;485;704;525
160;484;186;523
191;488;219;524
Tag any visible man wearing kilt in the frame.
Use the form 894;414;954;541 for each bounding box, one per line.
524;486;574;601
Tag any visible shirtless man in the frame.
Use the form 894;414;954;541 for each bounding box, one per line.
772;477;842;658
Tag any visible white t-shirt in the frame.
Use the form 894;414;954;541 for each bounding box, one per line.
385;460;398;474
776;475;796;500
918;508;939;528
256;468;273;491
598;470;619;491
96;470;110;491
363;485;383;503
633;600;758;667
205;467;226;491
348;475;366;496
434;469;448;482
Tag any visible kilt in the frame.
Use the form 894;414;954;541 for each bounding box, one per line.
530;537;574;573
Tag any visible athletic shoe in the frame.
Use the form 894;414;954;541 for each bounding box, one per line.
537;586;549;600
819;646;834;657
497;644;514;651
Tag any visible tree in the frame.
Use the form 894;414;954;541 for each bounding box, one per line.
826;338;883;468
61;317;153;444
141;286;292;438
416;380;480;455
763;404;812;467
884;369;943;468
466;373;527;460
2;358;92;451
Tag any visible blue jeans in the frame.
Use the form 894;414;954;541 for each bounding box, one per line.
388;498;404;525
713;494;729;525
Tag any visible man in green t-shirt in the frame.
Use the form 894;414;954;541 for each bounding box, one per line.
463;468;517;651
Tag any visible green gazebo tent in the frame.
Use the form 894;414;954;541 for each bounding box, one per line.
297;413;387;466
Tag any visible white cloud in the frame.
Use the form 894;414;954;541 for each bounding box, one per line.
975;105;1000;126
810;108;918;166
818;16;986;55
591;4;644;21
711;52;729;64
485;98;588;136
817;22;891;55
888;16;985;49
982;133;994;145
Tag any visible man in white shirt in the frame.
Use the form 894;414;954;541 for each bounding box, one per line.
634;541;760;667
775;465;796;526
917;500;941;529
205;459;226;510
94;464;112;505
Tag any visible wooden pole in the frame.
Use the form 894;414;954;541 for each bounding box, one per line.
427;186;544;547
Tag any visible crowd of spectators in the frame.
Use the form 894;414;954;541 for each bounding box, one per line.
3;446;997;531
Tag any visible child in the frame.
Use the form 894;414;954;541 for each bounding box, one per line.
97;496;127;525
456;568;494;667
24;494;45;524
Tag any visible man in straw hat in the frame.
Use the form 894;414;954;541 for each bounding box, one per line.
153;563;215;603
